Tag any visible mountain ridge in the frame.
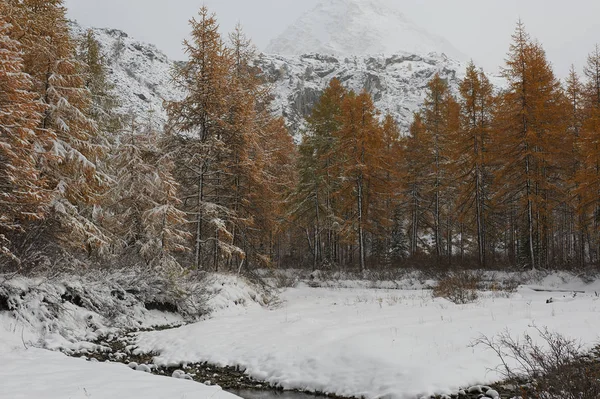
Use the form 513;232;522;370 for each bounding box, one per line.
265;0;466;61
69;21;502;137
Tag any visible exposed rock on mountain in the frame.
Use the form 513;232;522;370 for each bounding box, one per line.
257;52;466;133
70;22;183;127
70;18;501;136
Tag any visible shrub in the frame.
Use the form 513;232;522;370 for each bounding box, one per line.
432;271;480;304
473;327;600;399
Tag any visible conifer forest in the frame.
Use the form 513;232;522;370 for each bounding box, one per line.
1;0;600;276
4;2;600;399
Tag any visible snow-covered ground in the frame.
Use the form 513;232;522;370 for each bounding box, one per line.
136;276;600;399
0;316;238;399
0;273;271;399
2;271;599;399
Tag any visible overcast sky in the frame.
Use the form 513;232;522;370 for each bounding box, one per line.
64;0;599;78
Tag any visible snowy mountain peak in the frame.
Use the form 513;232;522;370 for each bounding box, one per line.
265;0;465;60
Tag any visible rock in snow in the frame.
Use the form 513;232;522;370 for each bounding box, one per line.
172;369;193;380
485;389;500;399
136;364;152;373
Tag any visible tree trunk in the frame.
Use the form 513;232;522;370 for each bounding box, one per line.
194;169;205;270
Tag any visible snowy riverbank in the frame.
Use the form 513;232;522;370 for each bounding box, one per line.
135;274;600;399
0;271;271;399
2;270;600;398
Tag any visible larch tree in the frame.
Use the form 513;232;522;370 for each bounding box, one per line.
0;14;51;265
454;62;496;267
493;21;567;269
577;45;600;263
257;115;296;268
333;90;387;271
565;67;587;266
165;6;236;270
420;74;458;261
224;24;295;270
403;112;431;257
377;114;404;265
291;78;346;268
6;0;110;257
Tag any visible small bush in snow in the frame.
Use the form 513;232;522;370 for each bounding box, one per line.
432;271;480;304
474;327;600;399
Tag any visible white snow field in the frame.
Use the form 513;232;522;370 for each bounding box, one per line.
266;0;466;60
0;348;238;399
136;279;600;399
0;313;239;399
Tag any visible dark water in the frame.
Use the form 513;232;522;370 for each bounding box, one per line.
227;389;332;399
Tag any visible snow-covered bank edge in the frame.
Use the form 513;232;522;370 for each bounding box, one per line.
0;270;276;351
0;271;275;399
135;271;600;399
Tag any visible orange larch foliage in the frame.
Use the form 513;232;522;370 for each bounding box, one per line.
454;62;496;267
493;21;568;269
6;0;109;254
0;14;51;261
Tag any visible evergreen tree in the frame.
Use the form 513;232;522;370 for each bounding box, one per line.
77;29;121;135
107;125;189;270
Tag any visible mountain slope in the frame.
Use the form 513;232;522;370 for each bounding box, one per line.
258;52;466;134
265;0;465;60
70;23;183;127
70;23;503;137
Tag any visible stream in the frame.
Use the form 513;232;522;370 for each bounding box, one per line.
228;389;341;399
70;327;526;399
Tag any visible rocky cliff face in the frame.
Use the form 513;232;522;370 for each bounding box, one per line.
71;22;500;137
257;51;466;134
70;22;183;128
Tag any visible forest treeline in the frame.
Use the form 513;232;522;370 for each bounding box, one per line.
0;1;599;274
295;23;600;271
